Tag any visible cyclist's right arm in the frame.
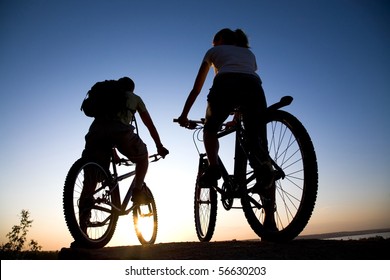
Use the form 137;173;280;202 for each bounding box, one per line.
139;110;169;158
178;61;210;126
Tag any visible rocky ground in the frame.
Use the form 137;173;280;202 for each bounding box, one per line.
57;238;389;260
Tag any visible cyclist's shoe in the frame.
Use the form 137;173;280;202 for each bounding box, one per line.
252;163;276;194
198;165;221;187
132;184;153;205
79;211;91;233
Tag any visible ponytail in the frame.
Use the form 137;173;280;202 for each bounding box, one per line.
235;29;249;48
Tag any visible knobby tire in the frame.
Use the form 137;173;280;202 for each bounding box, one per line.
194;156;218;242
241;110;318;242
63;158;119;248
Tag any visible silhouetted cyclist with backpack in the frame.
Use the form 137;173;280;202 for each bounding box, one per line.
81;77;169;203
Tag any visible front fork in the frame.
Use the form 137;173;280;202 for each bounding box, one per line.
197;153;209;181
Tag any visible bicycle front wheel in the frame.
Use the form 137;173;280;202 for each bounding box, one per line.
194;155;218;242
63;158;119;248
241;110;318;242
133;185;158;245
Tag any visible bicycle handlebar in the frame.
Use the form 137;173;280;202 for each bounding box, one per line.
173;118;204;130
118;153;163;166
173;96;294;130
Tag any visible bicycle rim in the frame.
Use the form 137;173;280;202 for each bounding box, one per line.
133;186;158;245
63;158;118;248
194;184;218;242
241;110;318;242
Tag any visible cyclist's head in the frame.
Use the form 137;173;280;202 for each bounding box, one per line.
118;77;135;92
213;28;250;48
213;28;236;46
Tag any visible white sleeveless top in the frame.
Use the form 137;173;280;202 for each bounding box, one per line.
203;45;260;78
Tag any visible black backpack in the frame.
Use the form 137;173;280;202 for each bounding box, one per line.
81;79;127;118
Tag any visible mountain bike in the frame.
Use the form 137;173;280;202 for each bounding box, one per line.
174;96;318;242
63;147;161;249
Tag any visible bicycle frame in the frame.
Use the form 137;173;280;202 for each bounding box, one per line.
103;148;161;216
183;96;294;204
95;114;162;216
216;123;249;198
194;124;256;212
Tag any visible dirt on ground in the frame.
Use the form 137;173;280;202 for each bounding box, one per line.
57;238;389;260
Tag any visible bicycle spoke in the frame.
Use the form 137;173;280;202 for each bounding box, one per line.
241;109;318;242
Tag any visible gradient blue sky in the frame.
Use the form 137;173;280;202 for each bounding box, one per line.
1;0;389;251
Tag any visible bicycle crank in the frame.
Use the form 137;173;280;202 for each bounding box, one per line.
221;177;236;210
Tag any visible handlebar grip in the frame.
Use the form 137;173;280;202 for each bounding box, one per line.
174;118;203;129
149;153;162;162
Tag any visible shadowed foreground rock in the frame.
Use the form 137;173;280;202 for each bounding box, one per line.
58;238;389;260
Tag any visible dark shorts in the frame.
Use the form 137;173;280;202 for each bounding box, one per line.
204;73;267;134
82;120;148;167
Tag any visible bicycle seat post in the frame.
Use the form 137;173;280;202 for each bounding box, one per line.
111;148;119;178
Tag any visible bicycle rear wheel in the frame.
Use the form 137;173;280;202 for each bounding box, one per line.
194;155;218;242
133;185;158;245
241;110;318;242
63;158;119;248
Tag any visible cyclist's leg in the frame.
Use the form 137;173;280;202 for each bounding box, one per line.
81;126;112;231
201;111;223;185
202;75;236;184
240;79;274;190
203;102;230;166
241;107;269;165
240;80;277;229
115;127;150;203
